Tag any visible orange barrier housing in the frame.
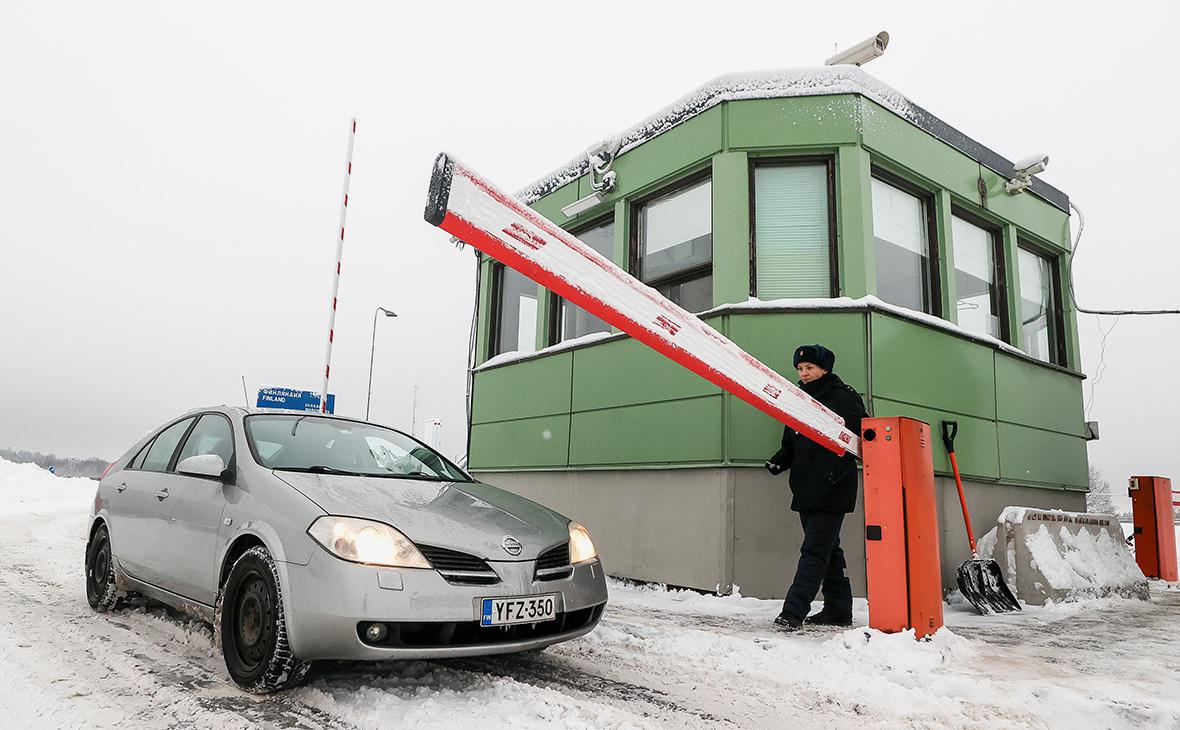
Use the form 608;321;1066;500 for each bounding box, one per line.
1129;476;1178;581
861;417;944;639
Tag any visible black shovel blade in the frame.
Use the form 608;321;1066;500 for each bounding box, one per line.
956;558;1022;615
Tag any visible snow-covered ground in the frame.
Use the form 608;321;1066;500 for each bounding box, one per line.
1;461;1178;729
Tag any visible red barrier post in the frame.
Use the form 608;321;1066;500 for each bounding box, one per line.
1129;476;1178;581
862;417;944;639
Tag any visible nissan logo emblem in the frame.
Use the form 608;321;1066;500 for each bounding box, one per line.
501;536;522;556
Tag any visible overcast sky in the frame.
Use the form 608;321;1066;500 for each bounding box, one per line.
2;1;1176;500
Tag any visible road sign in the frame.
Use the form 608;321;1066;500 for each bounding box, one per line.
423;154;859;456
256;387;336;414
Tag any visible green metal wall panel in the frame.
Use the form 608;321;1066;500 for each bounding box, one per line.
712;151;751;306
978;167;1071;250
469;415;571;470
835;145;874;298
725;311;867;462
860;100;982;203
608;106;723;199
727;312;868;390
471;352;573;424
871;397;1000;479
571;337;719;412
569;396;723;466
869;313;996;419
998;422;1089;488
995;354;1085;435
726;96;860;149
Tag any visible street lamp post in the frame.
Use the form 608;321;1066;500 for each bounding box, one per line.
366;306;398;421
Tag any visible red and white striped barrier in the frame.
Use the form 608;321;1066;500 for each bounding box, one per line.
320;119;357;414
423;154;859;457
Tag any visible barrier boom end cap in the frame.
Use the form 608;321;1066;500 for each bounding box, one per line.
424;152;455;227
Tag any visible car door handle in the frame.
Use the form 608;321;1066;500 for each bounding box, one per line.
116;483;128;493
155;489;169;501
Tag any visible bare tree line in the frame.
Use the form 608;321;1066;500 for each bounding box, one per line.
1;448;107;479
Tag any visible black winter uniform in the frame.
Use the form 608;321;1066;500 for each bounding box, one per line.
768;371;868;622
768;372;867;514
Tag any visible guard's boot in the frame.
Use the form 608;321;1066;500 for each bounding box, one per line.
804;608;853;627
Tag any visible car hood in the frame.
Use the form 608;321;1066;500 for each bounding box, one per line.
271;471;570;561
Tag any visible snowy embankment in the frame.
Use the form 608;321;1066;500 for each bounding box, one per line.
0;456;1177;728
0;458;98;516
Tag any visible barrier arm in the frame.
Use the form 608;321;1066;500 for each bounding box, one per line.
424;154;859;457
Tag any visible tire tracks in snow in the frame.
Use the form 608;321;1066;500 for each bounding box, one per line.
0;513;356;730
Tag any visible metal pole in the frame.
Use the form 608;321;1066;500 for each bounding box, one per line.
321;118;357;413
365;307;396;421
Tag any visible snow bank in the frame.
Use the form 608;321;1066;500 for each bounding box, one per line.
996;507;1148;604
0;456;98;517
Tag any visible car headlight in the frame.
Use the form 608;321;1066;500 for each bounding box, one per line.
308;516;431;569
568;521;597;564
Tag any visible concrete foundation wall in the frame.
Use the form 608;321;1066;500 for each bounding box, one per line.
474;468;1087;600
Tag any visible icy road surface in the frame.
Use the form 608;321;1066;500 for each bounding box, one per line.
0;479;1177;727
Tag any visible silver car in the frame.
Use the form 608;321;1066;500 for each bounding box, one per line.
85;407;608;692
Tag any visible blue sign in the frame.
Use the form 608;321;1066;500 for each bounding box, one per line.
256;387;336;414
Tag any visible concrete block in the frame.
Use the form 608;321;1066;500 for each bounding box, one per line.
984;507;1148;605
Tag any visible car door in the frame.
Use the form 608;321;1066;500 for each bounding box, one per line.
110;416;196;585
153;413;234;605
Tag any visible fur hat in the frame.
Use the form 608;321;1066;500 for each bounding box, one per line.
792;344;835;372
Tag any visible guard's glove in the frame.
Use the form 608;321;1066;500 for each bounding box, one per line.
765;460;784;476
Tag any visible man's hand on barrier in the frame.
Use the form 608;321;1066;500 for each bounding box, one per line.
765;461;785;476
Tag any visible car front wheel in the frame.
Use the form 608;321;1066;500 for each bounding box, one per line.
215;546;310;693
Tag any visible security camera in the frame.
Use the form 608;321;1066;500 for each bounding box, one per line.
1012;153;1049;178
1005;153;1049;194
825;32;889;67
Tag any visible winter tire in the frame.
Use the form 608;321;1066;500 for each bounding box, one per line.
85;524;120;612
215;546;310;693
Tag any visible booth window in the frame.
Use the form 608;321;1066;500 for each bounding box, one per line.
870;175;938;315
490;263;538;358
1017;245;1065;365
752;161;835;298
634;175;712;313
551;219;614;343
951;213;1007;341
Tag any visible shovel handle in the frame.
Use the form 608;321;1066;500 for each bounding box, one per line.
941;420;978;557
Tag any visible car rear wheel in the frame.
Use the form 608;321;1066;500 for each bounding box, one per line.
215;546;310;693
85;524;120;612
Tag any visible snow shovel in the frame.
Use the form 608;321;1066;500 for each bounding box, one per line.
940;421;1021;615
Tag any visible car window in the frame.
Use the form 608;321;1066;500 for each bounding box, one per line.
175;414;235;469
140;417;196;472
244;415;470;481
130;440;152;470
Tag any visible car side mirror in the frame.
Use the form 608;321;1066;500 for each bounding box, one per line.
177;454;227;480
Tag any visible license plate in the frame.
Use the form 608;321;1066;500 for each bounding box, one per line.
480;594;558;626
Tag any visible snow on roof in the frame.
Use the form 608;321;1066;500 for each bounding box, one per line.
474;295;1081;375
515;66;1068;212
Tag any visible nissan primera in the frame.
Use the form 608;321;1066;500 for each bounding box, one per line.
86;407;607;692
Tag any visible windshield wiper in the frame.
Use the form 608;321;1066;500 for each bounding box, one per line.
273;465;363;476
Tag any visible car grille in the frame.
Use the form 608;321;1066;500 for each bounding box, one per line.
534;543;572;581
417;544;500;585
357;603;605;649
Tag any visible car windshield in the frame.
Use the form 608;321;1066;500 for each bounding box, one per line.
244;414;470;481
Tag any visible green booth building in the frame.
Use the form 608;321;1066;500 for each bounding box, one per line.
463;67;1089;599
